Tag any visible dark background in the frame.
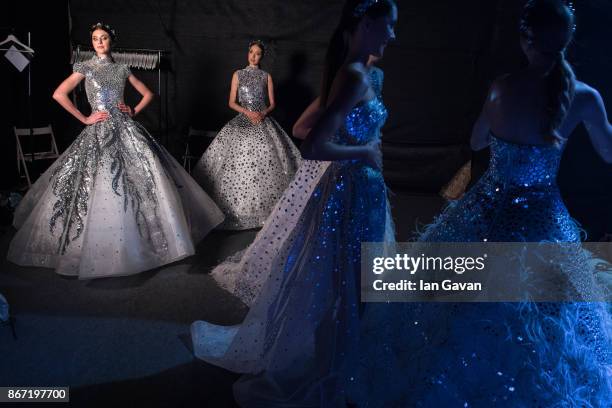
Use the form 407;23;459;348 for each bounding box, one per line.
1;0;611;239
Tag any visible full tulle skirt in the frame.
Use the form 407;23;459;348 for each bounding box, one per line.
8;115;224;278
193;114;301;230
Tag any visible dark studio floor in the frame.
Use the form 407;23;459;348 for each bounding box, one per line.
0;190;445;408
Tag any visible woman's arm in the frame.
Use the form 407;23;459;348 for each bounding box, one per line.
262;74;276;116
293;97;323;140
470;106;491;151
228;71;245;114
121;74;154;116
582;85;612;163
52;73;108;125
300;65;381;169
470;81;500;151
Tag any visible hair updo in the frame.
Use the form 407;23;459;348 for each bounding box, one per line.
89;22;117;43
248;40;266;57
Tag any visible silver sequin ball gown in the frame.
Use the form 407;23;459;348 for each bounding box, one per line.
8;55;225;279
193;66;302;230
208;66;387;306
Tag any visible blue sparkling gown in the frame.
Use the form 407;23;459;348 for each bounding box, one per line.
355;136;612;407
191;96;394;407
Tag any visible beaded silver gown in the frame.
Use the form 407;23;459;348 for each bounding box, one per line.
209;66;386;306
193;66;301;230
8;55;224;279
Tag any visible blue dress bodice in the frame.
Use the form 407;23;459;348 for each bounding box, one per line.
331;98;388;147
487;136;562;187
421;135;580;242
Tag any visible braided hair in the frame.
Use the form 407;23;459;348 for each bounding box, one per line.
520;0;576;144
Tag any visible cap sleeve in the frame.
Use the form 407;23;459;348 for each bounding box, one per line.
123;64;132;79
72;61;87;75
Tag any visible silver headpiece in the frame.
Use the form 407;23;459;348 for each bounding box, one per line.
90;22;117;41
520;0;576;36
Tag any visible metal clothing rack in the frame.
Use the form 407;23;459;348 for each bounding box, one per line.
1;32;36;180
71;45;170;144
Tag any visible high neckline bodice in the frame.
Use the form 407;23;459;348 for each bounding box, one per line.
74;56;130;113
237;67;268;112
92;54;112;65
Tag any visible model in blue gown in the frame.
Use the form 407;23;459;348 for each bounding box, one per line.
191;95;394;407
356;133;611;406
355;2;612;405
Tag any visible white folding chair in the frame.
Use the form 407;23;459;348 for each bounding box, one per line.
182;127;217;174
15;125;60;188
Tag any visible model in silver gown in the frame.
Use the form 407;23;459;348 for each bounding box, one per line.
209;65;386;306
7;55;224;279
193;66;301;230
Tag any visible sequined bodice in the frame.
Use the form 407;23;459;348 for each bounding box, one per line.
421;134;578;243
332;98;388;146
237;67;268;112
487;136;564;187
74;56;130;113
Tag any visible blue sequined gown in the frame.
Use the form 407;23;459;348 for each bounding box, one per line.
356;136;611;407
8;56;224;278
191;96;393;407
